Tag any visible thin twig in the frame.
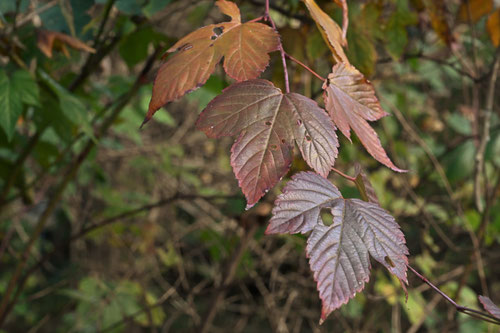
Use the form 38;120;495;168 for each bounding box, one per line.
198;222;259;333
332;167;356;182
285;53;325;81
474;48;500;213
265;0;290;93
408;265;500;325
337;0;348;44
0;48;162;328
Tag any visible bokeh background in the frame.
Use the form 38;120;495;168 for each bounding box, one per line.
1;0;500;332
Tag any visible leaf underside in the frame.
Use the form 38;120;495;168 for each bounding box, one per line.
146;0;280;122
196;80;338;208
479;295;500;319
267;172;408;322
323;63;404;172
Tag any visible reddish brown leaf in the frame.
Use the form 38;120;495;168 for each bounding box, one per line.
147;0;280;122
487;9;500;47
37;29;96;58
458;0;493;23
197;80;338;208
323;63;404;172
423;0;455;47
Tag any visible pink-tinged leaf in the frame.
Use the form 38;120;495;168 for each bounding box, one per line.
267;172;409;322
197;81;338;208
146;0;279;122
287;94;338;177
266;172;342;234
323;63;405;172
479;295;500;319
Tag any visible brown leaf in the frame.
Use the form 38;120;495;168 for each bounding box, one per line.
146;0;280;122
458;0;493;23
322;63;404;172
36;29;96;58
487;9;500;47
302;0;349;64
197;80;338;208
423;0;455;47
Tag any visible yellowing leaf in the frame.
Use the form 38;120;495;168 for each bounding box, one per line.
322;63;404;172
36;29;96;58
302;0;349;64
458;0;493;23
487;9;500;46
147;0;279;122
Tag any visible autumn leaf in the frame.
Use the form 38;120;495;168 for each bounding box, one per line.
458;0;493;23
36;29;96;58
302;0;349;64
478;295;500;319
197;80;338;209
266;172;408;322
423;0;455;47
146;0;280;122
487;9;500;47
323;63;404;172
354;163;380;204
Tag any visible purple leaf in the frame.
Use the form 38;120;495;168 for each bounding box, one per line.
267;172;408;322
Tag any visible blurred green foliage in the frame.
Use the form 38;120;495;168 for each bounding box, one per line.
0;0;499;332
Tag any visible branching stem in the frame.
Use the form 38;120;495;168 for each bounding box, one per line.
265;0;290;93
408;265;500;325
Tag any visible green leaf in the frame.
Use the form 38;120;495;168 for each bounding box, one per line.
12;70;39;106
384;0;417;60
119;27;164;68
0;71;23;141
142;0;172;18
346;25;377;77
38;70;94;140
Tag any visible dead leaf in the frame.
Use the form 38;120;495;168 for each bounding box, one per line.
487;9;500;46
36;29;96;58
302;0;349;64
458;0;493;23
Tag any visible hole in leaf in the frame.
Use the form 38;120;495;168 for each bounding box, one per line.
384;256;395;267
297;119;303;126
265;121;272;126
270;144;278;150
211;35;217;40
305;135;312;141
281;139;286;144
213;26;224;36
320;208;333;226
178;43;193;51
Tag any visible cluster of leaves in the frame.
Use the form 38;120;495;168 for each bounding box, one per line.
1;0;500;330
146;0;410;320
